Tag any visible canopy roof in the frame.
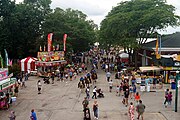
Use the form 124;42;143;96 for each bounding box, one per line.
139;66;162;72
143;32;180;51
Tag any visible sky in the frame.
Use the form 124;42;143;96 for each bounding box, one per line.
16;0;180;34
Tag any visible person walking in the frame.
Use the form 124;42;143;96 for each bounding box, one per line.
37;80;42;94
14;83;19;97
93;100;99;119
21;77;26;88
136;100;145;120
168;91;172;106
134;92;141;104
30;109;37;120
84;105;91;120
92;86;97;99
82;97;89;111
128;102;135;120
106;71;111;82
51;72;55;84
124;89;129;107
9;111;16;120
108;80;113;92
85;87;90;100
129;85;133;99
164;89;169;108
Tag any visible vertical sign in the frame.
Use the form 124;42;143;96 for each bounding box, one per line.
63;34;67;52
48;33;53;52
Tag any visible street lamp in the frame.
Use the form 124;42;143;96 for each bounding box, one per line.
175;70;179;112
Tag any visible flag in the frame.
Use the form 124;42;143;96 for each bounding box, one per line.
8;59;13;66
155;37;159;55
155;36;161;59
39;46;42;51
48;33;53;52
53;45;55;51
4;49;8;67
63;34;67;51
0;53;3;68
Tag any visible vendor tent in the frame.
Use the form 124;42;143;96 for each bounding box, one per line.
20;57;37;72
119;53;129;58
139;66;162;72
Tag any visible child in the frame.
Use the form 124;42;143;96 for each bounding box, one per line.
116;85;119;96
134;92;140;104
168;91;172;105
109;80;113;92
129;85;133;99
65;73;68;81
73;72;77;80
119;82;123;96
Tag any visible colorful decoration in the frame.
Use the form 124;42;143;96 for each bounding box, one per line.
37;51;64;62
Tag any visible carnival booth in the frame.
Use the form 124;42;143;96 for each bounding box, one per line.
36;51;67;77
0;68;16;109
20;57;37;72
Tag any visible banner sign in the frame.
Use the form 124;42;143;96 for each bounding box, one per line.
48;33;53;52
0;78;16;91
0;70;8;81
37;51;64;62
63;34;67;51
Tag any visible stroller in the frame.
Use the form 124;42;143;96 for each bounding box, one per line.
96;89;104;98
43;77;50;84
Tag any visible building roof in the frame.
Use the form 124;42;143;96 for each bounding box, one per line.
143;32;180;50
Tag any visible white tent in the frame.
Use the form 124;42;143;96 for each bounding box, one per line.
119;53;129;58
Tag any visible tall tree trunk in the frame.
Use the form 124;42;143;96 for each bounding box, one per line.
134;49;138;69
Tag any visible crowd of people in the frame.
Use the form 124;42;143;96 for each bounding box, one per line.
2;49;174;120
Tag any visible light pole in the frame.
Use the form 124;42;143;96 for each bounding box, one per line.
175;70;179;112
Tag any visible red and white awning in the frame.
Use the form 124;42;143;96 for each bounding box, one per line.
20;57;37;72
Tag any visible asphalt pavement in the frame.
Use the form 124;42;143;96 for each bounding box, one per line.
0;67;180;120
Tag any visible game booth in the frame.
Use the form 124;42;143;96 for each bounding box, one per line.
0;68;16;109
36;51;67;77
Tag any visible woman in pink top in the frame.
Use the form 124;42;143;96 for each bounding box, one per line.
128;102;135;120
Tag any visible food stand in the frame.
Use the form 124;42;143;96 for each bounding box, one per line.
138;66;162;92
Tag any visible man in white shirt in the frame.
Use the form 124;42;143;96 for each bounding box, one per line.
106;71;111;82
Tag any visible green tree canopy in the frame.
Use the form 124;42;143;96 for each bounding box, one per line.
0;0;51;59
42;8;97;52
99;0;180;48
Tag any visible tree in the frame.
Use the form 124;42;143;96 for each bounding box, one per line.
0;0;52;59
42;8;97;52
100;0;180;47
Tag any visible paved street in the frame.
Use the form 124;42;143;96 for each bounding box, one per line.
0;68;180;120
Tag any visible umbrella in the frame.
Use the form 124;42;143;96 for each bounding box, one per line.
66;64;71;68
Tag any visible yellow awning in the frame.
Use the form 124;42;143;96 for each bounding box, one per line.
139;66;162;72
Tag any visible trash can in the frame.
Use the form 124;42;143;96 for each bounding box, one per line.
146;84;150;92
171;82;176;89
140;85;146;92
